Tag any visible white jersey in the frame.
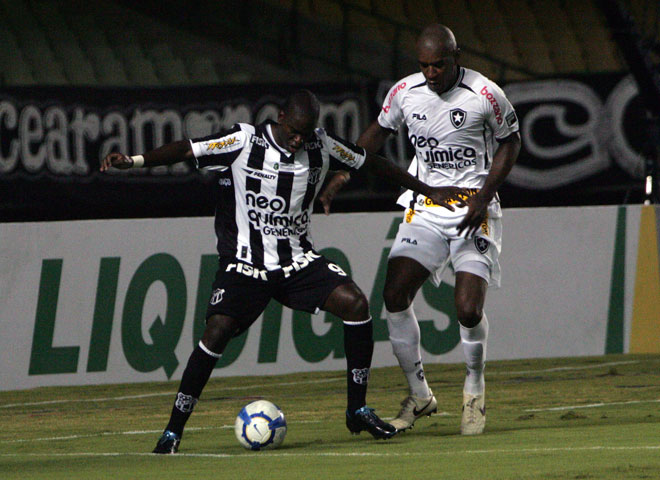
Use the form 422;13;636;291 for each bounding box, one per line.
378;67;519;219
190;121;365;270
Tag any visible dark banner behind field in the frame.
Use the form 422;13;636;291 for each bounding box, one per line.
0;74;652;221
499;74;652;207
0;84;367;221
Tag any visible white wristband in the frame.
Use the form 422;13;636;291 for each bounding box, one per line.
130;155;144;168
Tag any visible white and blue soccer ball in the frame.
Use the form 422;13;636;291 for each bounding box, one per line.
234;400;287;451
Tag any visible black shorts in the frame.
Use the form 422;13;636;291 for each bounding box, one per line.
206;251;353;335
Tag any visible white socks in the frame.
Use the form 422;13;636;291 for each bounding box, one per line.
460;314;489;395
388;306;489;398
386;304;431;398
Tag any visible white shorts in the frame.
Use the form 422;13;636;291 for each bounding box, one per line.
388;209;502;288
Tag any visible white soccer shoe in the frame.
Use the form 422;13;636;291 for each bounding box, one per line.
461;391;486;435
390;391;438;431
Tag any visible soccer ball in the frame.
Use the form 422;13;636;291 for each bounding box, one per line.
234;400;287;451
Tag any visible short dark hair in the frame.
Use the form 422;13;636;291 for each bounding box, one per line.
282;89;320;121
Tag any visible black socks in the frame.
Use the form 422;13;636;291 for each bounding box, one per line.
165;344;219;435
343;320;374;413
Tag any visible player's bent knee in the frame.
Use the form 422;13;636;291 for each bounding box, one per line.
383;287;412;313
343;292;369;322
456;304;483;328
324;282;370;322
335;284;369;322
202;315;240;352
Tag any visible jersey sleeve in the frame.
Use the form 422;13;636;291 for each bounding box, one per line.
316;128;366;171
189;124;247;171
480;81;519;141
377;80;407;132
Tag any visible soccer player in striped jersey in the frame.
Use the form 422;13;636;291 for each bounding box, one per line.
101;89;467;453
320;25;521;435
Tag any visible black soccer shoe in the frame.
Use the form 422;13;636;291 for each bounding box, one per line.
152;430;180;454
346;406;397;439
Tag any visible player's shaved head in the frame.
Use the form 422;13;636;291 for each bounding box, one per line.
417;24;458;55
282;89;320;124
416;24;460;94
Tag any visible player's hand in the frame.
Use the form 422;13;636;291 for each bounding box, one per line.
100;153;133;172
456;192;490;238
426;186;469;212
318;171;350;215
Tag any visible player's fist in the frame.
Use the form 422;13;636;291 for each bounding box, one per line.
318;171;350;215
456;192;490;238
100;153;133;171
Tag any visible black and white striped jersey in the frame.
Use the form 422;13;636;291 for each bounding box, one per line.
190;121;366;271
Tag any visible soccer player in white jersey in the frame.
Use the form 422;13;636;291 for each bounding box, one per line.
320;25;521;434
101;90;467;453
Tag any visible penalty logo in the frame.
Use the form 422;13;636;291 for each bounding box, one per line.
474;237;490;254
210;288;225;305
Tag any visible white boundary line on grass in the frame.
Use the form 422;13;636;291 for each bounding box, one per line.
490;360;639;376
525;398;660;412
0;445;658;459
4;388;659;445
5;393;657;444
0;377;345;409
0;426;221;444
0;421;317;444
0;360;641;410
0;412;457;445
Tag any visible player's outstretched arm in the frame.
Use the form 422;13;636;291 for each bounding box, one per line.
357;120;392;153
363;151;467;211
457;132;521;237
100;140;194;172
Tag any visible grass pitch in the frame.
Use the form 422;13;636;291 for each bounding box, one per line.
1;354;658;480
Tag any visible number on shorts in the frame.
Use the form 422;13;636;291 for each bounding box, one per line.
328;263;347;276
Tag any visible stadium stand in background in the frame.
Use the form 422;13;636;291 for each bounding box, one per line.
0;0;649;87
1;0;658;220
